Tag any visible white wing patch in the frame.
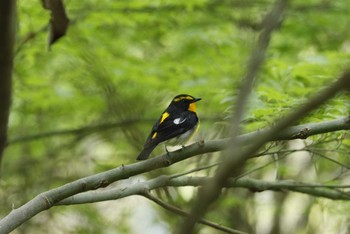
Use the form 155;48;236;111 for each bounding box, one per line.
173;117;186;125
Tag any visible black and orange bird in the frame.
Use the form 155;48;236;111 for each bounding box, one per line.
136;94;201;160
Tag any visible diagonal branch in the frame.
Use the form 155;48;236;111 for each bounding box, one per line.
0;113;349;233
0;113;349;232
142;193;248;234
176;0;290;232
177;68;350;233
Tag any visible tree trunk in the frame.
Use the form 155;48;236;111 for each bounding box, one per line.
0;0;16;168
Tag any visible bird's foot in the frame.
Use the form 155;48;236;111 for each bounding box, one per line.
163;145;171;165
164;145;170;154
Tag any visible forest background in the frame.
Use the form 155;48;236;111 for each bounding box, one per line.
1;0;350;233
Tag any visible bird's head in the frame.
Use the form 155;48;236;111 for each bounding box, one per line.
171;94;201;112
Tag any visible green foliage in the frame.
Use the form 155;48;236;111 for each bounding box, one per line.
2;0;350;233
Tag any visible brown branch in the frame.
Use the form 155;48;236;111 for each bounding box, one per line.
0;0;16;168
142;193;248;234
42;0;70;48
15;25;49;55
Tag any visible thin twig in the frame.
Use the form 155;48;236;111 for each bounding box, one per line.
142;193;249;234
312;150;350;170
170;162;222;179
7;117;221;145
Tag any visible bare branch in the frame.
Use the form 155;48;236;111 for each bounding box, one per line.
142;193;248;234
176;1;290;232
0;114;349;232
179;177;350;200
57;176;350;205
177;0;350;231
0;111;350;233
42;0;69;48
177;67;350;234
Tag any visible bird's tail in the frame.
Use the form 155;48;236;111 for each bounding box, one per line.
136;145;157;160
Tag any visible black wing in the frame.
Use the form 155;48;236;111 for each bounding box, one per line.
144;111;198;148
137;111;198;160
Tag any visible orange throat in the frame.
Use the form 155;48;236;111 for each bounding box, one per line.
188;103;196;112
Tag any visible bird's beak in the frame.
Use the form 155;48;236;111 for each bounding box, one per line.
193;98;202;102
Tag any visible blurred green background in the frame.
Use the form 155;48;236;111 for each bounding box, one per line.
2;0;350;233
